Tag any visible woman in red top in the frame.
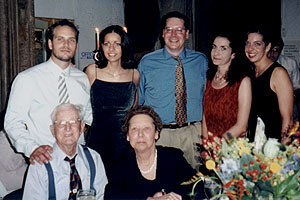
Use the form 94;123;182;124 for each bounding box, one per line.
202;32;252;141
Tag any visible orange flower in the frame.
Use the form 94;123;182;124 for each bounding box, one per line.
270;162;280;174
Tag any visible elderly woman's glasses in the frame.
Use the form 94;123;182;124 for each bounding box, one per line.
54;119;81;129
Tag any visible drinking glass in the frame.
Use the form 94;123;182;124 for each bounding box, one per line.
76;189;96;200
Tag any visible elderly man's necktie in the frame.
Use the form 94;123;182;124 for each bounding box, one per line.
58;72;70;103
173;56;187;126
65;155;82;200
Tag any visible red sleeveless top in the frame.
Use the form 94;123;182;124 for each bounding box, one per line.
203;78;242;136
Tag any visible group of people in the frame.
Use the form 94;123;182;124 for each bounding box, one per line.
1;9;298;200
203;27;295;143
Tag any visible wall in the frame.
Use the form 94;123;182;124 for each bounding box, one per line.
281;0;300;65
34;0;124;70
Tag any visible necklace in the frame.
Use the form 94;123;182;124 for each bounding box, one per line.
214;71;227;81
213;71;227;86
255;61;273;77
137;149;157;174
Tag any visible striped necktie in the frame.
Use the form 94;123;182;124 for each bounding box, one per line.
173;56;187;126
65;155;82;200
58;72;70;103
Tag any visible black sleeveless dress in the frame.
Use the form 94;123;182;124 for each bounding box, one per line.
88;78;136;179
248;62;283;141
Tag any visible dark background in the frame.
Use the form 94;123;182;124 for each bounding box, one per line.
124;0;281;59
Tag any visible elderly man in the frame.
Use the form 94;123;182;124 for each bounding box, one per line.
4;19;92;165
138;11;208;169
22;103;107;200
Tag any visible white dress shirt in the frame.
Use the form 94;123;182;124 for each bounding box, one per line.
277;54;300;90
22;143;107;200
4;58;93;157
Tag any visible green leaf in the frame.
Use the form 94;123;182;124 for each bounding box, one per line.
287;189;300;196
274;170;300;197
257;180;274;194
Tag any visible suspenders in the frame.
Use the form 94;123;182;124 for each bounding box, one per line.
44;145;96;200
44;162;56;200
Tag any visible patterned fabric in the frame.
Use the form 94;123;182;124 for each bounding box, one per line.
203;79;242;136
64;155;82;200
58;72;70;103
173;56;187;126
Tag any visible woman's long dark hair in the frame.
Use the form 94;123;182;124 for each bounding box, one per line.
95;25;135;69
207;31;250;86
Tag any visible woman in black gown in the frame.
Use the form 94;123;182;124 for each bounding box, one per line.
85;25;140;179
245;26;293;143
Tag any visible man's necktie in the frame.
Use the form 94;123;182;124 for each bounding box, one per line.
173;56;187;126
65;155;82;200
58;72;70;104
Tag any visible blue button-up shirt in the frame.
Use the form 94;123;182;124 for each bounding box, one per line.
138;48;208;124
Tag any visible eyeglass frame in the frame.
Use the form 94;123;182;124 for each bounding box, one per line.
164;27;186;34
54;118;81;129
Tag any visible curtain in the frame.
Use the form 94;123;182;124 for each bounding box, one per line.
0;0;35;118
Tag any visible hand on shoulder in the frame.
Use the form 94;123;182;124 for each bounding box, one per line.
29;145;53;165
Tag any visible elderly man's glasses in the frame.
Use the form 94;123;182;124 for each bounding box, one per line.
164;27;185;34
54;119;81;129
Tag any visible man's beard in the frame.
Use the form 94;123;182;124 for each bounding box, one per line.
53;51;73;62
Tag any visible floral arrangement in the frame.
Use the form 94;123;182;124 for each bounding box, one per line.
182;122;300;200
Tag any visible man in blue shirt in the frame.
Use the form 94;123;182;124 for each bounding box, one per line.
138;11;208;169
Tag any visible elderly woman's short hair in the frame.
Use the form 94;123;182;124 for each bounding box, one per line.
50;103;84;123
122;105;162;134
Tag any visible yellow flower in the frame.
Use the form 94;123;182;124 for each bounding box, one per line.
206;160;216;170
270;162;281;173
237;140;244;148
297;150;300;157
239;147;250;156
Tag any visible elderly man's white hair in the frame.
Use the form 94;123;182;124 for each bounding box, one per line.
50;103;84;123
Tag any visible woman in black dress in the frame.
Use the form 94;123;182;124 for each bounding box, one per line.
245;26;293;143
85;25;140;179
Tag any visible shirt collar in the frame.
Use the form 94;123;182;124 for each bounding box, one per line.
53;142;79;161
48;58;71;77
162;48;187;60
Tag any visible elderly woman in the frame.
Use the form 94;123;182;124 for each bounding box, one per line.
104;105;199;200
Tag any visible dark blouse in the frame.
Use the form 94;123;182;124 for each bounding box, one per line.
104;146;199;199
248;62;283;141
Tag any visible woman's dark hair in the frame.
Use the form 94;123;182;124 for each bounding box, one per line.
207;31;249;86
246;25;273;48
47;19;79;42
122;105;163;135
95;25;135;69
